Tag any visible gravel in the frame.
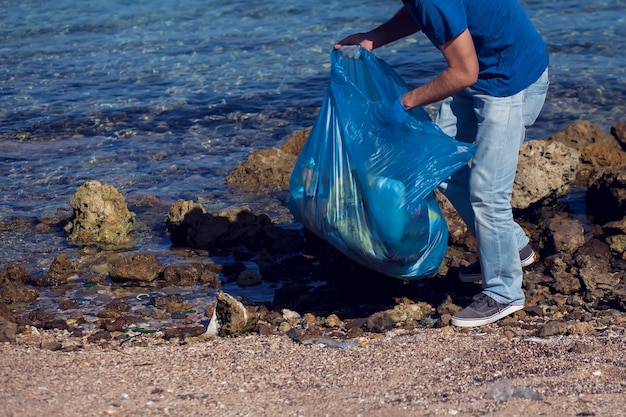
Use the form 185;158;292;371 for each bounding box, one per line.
2;327;625;416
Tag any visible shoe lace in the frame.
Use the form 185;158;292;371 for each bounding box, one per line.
471;293;498;309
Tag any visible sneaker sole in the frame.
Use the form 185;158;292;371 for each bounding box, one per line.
451;304;524;328
459;250;537;283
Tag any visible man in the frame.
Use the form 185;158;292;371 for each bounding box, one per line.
335;0;549;327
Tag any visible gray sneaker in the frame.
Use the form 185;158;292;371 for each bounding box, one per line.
458;244;536;283
451;293;524;327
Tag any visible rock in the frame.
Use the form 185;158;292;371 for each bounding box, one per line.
279;127;311;156
579;268;621;292
550;120;621;151
163;325;206;340
0;316;17;344
610;121;626;150
512;139;579;209
605;235;626;259
0;263;39;304
365;311;396;333
236;270;262;287
385;302;432;324
586;166;626;224
0;262;30;283
64;180;136;249
109;253;163;282
535;320;570;337
166;201;289;252
163;265;202;286
48;253;80;281
542;217;585;254
574;239;612;273
225;148;297;191
206;292;253;337
580;142;626;173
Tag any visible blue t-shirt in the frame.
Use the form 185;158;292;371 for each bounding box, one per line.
403;0;549;97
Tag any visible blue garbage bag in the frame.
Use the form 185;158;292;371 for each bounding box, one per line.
288;46;476;278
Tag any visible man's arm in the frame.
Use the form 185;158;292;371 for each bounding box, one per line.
401;29;479;109
334;8;420;51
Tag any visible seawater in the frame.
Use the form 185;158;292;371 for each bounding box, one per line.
1;0;625;309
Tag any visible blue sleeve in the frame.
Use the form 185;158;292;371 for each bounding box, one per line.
407;0;468;46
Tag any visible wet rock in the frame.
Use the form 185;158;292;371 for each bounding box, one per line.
64;180;136;249
236;270;263;287
48;253;80;281
206;292;254;337
109;253;163;282
163;265;202;286
279;127;310;156
225;148;297;191
163;325;206;340
0;263;39;304
0;262;30;283
586;166;626;224
151;294;193;314
513;139;579;209
166;201;294;252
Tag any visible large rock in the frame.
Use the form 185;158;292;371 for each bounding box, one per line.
512;139;579;209
64;180;136;249
550;120;625;181
550;120;621;150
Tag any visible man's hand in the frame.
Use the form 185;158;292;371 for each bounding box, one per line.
334;32;375;51
379;97;409;124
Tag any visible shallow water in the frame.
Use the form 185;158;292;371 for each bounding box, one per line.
1;0;625;314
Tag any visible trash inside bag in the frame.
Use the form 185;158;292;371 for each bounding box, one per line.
288;46;476;278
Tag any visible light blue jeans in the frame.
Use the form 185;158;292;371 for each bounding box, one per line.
437;68;549;305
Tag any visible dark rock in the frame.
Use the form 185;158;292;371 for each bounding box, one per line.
236;270;263;287
162;325;206;340
0;262;31;284
48;253;81;281
163;265;202;286
109;253;163;282
586;166;626;224
542;217;585;255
